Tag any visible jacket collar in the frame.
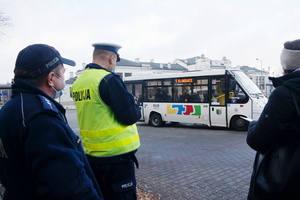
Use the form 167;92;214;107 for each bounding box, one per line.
269;71;300;88
12;78;65;113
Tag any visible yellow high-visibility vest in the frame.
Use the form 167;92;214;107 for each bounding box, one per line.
71;69;140;157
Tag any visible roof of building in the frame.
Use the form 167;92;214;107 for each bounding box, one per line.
240;65;264;73
177;56;202;65
118;58;142;67
0;84;12;89
65;77;76;84
118;58;187;71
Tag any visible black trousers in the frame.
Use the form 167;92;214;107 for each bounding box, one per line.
88;154;138;200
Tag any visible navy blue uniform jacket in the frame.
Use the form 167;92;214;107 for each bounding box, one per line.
0;79;102;200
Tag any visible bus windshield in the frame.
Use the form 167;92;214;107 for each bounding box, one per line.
231;71;263;97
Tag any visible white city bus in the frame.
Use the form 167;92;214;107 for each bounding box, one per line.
125;70;267;131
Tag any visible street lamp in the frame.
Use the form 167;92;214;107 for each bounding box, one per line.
256;58;264;93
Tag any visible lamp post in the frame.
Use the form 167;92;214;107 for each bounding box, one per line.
256;58;264;93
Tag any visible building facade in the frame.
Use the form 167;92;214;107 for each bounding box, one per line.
0;55;274;109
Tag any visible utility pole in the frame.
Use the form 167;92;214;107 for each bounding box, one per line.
256;58;265;94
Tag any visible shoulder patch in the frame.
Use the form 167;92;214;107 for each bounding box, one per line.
37;95;59;113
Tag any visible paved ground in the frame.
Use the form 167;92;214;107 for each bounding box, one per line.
0;110;256;199
66;109;256;199
134;122;255;200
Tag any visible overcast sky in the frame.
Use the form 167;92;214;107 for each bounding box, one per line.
0;0;300;83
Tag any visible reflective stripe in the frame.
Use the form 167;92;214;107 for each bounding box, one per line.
84;134;140;151
85;141;140;157
80;124;137;138
82;125;138;144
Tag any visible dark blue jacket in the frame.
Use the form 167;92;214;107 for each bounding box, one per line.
0;79;102;200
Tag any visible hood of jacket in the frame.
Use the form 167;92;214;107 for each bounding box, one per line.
269;71;300;95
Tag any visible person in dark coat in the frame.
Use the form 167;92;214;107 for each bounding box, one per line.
246;39;300;200
0;44;103;200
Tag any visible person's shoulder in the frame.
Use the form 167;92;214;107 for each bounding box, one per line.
36;95;60;114
270;86;287;98
24;94;60;122
103;73;122;84
268;85;292;106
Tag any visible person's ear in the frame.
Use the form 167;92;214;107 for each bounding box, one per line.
108;55;114;65
46;72;55;87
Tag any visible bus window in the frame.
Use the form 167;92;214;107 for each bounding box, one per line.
127;83;133;94
193;86;208;103
125;83;144;104
162;87;172;102
153;87;172;102
134;83;142;97
154;88;163;101
174;78;193;103
145;80;158;101
211;77;226;105
192;78;208;103
145;80;172;102
180;88;192;103
228;78;248;103
134;83;143;104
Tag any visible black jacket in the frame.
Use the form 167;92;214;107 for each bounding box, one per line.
247;71;300;200
247;71;300;153
0;79;102;200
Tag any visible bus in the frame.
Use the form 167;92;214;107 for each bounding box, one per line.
124;70;267;131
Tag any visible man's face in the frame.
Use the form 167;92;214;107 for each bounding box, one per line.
53;65;65;91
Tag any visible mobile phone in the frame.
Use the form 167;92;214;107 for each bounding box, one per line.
240;116;253;122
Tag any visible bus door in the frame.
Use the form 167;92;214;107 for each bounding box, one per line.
137;101;144;121
126;82;144;121
209;77;227;127
135;83;144;121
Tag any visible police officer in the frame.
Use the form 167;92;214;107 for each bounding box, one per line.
71;43;141;200
0;44;103;199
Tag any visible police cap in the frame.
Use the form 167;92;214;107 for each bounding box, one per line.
92;43;122;62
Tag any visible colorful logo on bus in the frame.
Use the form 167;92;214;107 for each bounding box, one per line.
167;105;201;116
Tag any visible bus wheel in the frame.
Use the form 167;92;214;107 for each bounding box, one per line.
149;113;165;127
230;116;249;131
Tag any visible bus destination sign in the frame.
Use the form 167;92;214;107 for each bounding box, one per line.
175;78;194;83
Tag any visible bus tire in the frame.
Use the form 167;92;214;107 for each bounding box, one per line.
230;116;249;131
149;113;165;127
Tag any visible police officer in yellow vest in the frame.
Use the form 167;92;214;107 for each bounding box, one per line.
71;43;141;200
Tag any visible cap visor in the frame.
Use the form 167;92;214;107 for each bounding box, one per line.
61;57;76;66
